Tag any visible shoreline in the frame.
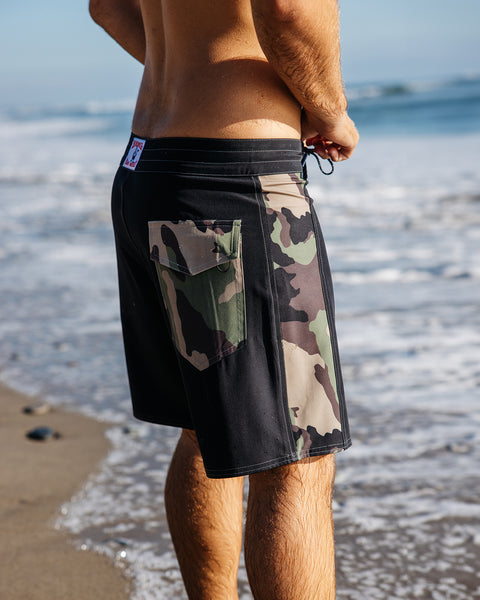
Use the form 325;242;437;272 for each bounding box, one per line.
0;383;132;600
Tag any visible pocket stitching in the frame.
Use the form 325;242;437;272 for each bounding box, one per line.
149;220;241;275
149;220;246;370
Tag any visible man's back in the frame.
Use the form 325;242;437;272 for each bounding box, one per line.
132;0;301;139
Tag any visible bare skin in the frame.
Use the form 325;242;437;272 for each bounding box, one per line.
166;430;336;600
89;1;356;597
246;451;336;599
165;430;245;599
90;0;358;158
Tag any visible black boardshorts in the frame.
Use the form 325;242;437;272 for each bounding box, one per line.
111;135;351;478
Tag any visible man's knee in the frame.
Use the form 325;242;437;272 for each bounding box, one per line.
249;453;336;497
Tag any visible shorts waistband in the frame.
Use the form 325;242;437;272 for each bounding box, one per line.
120;134;304;176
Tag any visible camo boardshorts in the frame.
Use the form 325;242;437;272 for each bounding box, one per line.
112;135;351;478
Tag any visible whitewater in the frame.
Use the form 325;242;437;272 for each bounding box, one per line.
1;75;479;598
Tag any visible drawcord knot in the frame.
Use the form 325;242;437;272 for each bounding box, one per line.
301;145;334;180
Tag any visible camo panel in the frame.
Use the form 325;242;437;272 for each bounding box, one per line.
259;173;342;458
149;220;246;371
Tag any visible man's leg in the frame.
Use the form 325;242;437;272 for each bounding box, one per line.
164;429;245;600
245;454;336;600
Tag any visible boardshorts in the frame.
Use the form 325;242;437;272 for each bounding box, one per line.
111;135;351;478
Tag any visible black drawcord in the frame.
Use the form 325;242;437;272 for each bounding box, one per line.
301;145;334;181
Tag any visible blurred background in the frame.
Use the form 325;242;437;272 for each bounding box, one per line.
1;1;479;599
2;0;479;103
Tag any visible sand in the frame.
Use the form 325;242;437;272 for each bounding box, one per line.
0;384;132;600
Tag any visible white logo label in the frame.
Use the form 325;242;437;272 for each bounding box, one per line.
123;137;145;170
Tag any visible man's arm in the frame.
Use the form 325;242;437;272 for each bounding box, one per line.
89;0;146;64
251;0;358;160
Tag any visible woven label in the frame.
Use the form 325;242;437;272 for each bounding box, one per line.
123;137;145;170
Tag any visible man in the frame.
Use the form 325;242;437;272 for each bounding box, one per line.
89;1;358;598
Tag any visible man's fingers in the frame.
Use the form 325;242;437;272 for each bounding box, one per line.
328;146;340;161
316;148;330;160
303;111;359;162
306;137;347;162
312;142;330;159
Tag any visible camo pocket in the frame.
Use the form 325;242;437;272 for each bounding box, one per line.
148;219;246;371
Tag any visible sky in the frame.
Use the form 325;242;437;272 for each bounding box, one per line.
1;0;479;107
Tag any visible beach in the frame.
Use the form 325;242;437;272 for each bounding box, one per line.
0;384;131;600
1;75;479;598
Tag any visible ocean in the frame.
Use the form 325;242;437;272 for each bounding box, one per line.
1;74;479;599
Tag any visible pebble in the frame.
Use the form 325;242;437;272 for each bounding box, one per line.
23;402;51;416
25;425;60;441
445;441;471;454
53;341;68;351
121;426;142;437
101;538;130;548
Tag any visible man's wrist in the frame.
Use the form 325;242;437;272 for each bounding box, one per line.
303;89;348;122
304;103;349;137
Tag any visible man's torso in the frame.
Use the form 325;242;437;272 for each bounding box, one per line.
132;0;301;139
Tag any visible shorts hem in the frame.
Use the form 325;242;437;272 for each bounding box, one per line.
204;437;352;479
301;438;352;460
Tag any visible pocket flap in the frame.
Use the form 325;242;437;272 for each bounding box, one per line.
148;220;241;276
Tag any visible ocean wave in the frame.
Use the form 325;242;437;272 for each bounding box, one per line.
1;98;135;123
346;73;480;103
0;169;111;187
0;115;113;139
1;74;478;124
334;266;477;284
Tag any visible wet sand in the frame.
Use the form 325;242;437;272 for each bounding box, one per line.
0;383;132;600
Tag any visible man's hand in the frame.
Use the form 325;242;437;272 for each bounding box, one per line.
302;109;359;162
